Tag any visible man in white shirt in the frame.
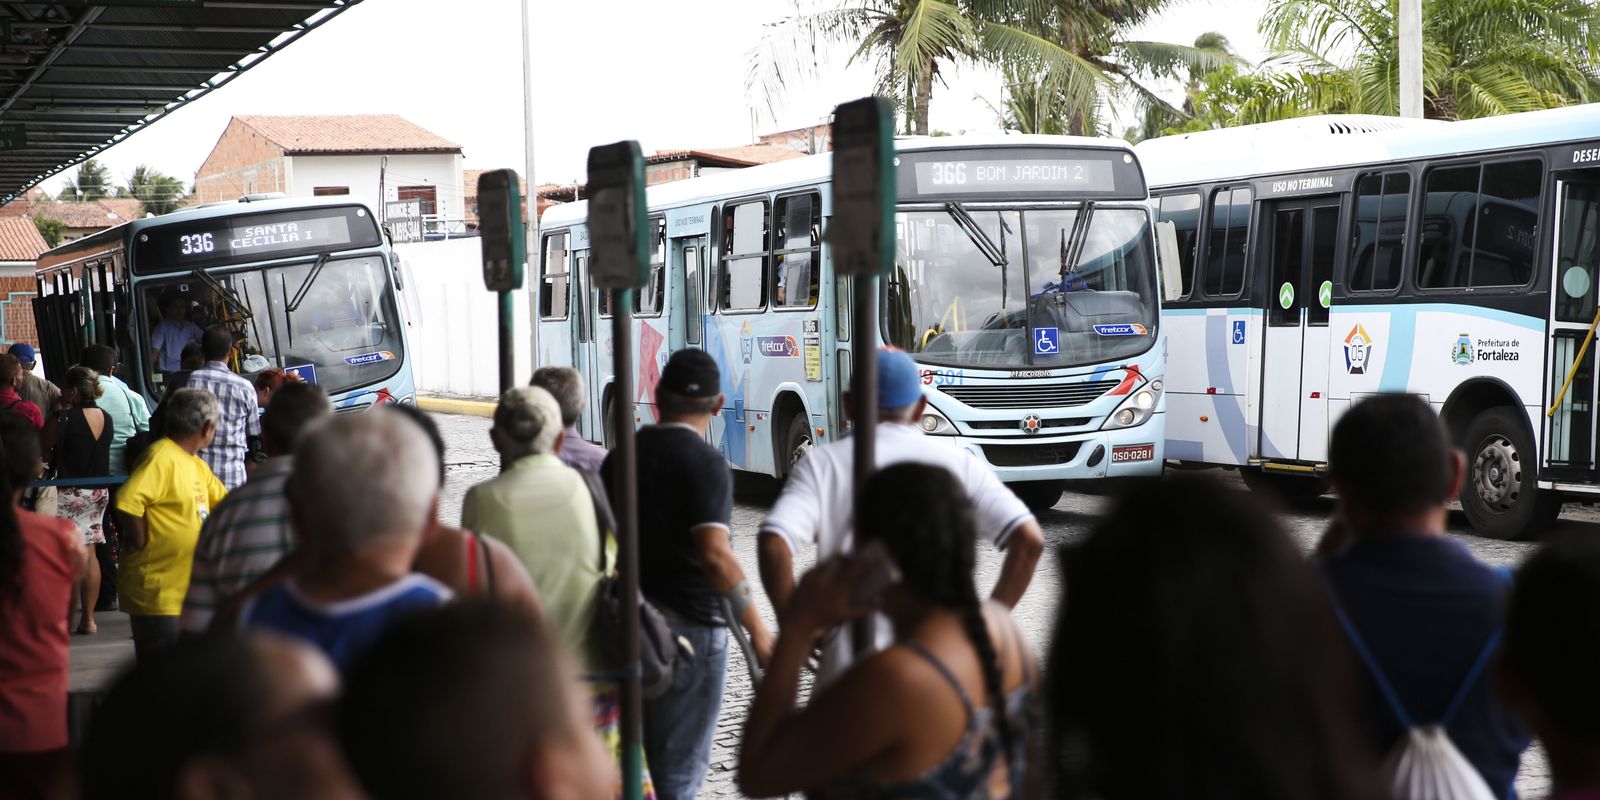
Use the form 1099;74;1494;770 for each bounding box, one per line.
758;348;1045;687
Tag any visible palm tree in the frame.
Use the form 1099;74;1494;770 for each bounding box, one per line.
1260;0;1600;118
60;158;111;202
975;0;1238;136
748;0;973;135
120;165;187;216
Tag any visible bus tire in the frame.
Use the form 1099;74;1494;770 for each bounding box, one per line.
1012;480;1064;512
1241;470;1327;503
1459;407;1559;541
781;414;814;477
601;396;616;450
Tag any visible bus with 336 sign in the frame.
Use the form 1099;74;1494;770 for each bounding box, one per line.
33;195;415;414
538;134;1173;510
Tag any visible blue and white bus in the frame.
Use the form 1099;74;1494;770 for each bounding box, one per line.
34;195;415;413
538;134;1169;509
1138;103;1600;539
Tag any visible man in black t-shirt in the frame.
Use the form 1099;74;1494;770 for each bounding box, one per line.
600;348;771;800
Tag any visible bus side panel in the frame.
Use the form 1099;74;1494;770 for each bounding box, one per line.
1327;302;1545;439
631;315;670;429
1162;306;1254;466
538;318;573;371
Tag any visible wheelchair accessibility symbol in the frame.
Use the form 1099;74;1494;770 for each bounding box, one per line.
1033;326;1060;355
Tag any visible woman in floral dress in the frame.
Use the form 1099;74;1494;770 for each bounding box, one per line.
47;366;111;635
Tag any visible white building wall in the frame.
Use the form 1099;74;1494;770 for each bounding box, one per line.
395;237;534;398
285;153;465;221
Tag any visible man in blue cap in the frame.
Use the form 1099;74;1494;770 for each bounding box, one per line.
758;347;1045;688
8;343;60;414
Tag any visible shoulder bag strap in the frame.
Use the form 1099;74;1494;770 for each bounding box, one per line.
465;531;480;592
580;471;617;575
1316;569;1415;729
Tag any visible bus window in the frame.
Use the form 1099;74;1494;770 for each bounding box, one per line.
541;233;569;319
638;217;666;316
1156;192;1201;297
1308;205;1338;326
722;201;768;311
684;245;702;344
575;253;590;342
1418;160;1541;289
1557;182;1600;323
1204;187;1251;296
774;193;821;309
1349;172;1409;292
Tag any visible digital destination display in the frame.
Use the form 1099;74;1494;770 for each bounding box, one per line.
913;158;1116;195
896;147;1145;201
134;205;381;274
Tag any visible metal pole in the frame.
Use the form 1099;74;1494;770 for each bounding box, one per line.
1398;0;1424;118
498;291;515;392
611;291;644;800
520;0;540;366
850;273;878;654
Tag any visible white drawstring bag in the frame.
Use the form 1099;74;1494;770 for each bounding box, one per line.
1322;578;1502;800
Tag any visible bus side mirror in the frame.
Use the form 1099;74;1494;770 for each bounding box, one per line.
1155;220;1183;302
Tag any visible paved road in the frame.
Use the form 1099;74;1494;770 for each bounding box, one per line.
433;413;1566;797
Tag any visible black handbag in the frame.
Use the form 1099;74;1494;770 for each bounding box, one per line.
581;471;683;698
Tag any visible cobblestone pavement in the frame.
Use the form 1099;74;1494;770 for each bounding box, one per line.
434;413;1563;797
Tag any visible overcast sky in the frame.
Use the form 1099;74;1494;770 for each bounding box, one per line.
42;0;1270;197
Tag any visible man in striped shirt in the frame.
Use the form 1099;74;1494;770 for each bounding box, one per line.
180;383;331;635
185;325;261;489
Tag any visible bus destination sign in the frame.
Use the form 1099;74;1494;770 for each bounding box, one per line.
912;158;1115;195
134;205;382;274
895;147;1145;201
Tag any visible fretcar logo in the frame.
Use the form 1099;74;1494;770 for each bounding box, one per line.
1092;323;1149;337
1110;444;1155;463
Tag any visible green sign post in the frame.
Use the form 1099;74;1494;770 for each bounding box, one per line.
828;96;895;653
0;124;25;151
586;140;648;800
476;169;525;392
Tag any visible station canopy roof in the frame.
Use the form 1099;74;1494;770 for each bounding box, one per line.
0;0;362;205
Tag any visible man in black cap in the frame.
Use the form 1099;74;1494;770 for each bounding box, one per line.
600;348;771;800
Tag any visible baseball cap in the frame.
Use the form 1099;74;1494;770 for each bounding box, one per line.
660;349;720;399
857;348;924;410
7;343;36;365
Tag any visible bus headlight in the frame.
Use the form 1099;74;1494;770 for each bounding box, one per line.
919;408;957;436
1101;379;1164;431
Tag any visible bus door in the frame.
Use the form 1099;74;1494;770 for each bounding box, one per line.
669;235;707;353
571;246;606;444
1259;197;1341;462
1546;176;1600;474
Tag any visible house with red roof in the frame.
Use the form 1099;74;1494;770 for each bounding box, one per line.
31;198;148;242
0;217;49;345
193;114;465;223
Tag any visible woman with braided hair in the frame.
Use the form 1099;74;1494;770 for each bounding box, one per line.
740;463;1038;799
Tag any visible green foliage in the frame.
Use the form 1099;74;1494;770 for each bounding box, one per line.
121;165;187;217
1259;0;1600;119
33;216;65;248
60;159;111;201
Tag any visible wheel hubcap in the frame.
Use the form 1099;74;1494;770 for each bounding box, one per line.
789;435;813;469
1473;435;1521;513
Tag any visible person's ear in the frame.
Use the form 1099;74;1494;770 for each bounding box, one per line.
1446;448;1467;500
713;393;726;416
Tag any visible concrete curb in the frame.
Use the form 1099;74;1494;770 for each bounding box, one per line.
417;395;496;417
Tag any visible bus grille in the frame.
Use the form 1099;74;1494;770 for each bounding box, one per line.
981;441;1084;467
939;380;1119;410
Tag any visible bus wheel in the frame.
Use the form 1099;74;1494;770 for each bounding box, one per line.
782;415;813;477
1241;470;1327;503
1459;408;1558;541
1012;480;1064;512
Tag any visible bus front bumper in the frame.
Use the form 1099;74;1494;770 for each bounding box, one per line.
946;417;1165;482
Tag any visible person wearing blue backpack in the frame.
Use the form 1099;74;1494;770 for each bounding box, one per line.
1318;394;1532;797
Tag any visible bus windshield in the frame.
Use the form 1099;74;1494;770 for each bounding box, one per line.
888;206;1158;369
145;254;404;395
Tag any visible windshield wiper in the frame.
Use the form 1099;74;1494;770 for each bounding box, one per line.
1059;201;1097;280
943;202;1007;269
189;270;252;320
287;253;332;314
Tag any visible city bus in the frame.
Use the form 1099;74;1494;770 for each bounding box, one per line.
1136;103;1600;539
33;195;415;413
537;134;1170;509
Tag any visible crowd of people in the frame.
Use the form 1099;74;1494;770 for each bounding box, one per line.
0;341;1598;800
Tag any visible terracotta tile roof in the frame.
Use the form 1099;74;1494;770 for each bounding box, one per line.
235;114;462;155
0;217;48;262
464;169;528;196
646;145;806;167
32;200;143;229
